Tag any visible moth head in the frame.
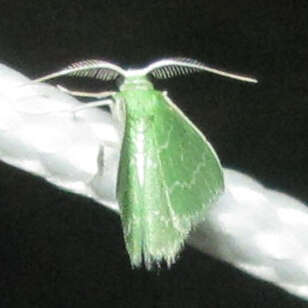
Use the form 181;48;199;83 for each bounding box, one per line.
34;58;257;87
117;73;154;91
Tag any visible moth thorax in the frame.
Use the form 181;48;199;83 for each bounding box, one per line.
119;75;154;91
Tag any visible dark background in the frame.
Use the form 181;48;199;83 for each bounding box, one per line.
0;1;307;307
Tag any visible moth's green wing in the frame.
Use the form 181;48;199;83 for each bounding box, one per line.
116;91;224;269
155;93;224;229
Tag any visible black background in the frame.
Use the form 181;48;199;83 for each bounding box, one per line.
0;1;307;307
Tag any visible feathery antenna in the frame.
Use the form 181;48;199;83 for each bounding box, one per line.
144;57;257;83
34;59;126;83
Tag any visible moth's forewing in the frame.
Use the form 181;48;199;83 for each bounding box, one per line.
115;92;144;267
160;92;224;220
116;90;224;269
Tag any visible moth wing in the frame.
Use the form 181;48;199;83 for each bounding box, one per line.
141;92;224;264
155;92;224;227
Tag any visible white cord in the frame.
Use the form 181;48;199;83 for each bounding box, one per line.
0;63;307;300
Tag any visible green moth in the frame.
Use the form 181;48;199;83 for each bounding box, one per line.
36;58;257;269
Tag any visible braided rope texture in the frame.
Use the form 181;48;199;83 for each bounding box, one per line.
0;63;307;301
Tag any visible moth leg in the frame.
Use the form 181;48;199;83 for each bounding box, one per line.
69;99;114;117
32;98;114;117
55;85;117;118
57;85;116;99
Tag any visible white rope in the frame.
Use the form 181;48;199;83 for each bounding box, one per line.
0;63;307;300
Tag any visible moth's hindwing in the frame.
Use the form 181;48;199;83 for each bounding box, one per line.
116;91;224;269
